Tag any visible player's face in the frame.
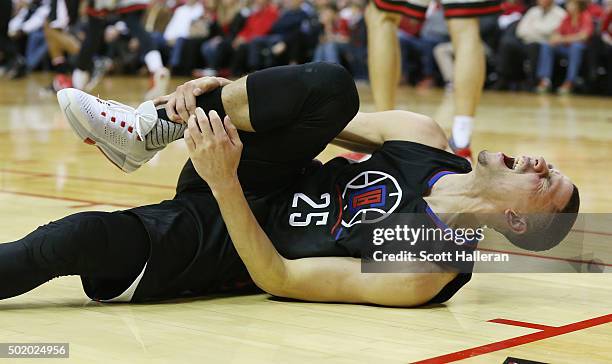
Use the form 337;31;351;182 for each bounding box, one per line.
474;151;574;213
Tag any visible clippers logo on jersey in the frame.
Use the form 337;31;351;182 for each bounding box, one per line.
342;171;402;228
349;185;386;212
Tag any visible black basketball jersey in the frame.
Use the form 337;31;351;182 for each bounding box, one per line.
125;141;473;303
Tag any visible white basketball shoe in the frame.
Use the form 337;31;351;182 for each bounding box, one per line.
57;88;161;173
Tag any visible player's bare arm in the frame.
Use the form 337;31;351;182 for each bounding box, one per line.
333;111;450;152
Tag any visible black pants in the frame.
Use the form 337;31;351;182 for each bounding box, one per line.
0;212;149;300
76;10;154;72
496;33;539;85
0;0;17;64
0;62;359;301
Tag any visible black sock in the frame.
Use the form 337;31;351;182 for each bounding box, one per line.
195;87;227;120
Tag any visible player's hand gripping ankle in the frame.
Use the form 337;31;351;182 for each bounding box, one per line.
184;108;242;194
153;76;231;123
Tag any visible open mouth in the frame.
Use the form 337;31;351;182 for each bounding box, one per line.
502;154;517;170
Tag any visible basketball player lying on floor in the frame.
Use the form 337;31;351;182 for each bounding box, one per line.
0;63;579;306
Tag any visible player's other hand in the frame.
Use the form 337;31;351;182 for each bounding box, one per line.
184;108;242;193
153;76;231;123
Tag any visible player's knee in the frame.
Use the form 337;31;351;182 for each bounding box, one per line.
307;62;360;121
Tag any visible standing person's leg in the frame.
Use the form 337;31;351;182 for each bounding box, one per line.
0;211;149;300
0;0;19;70
559;42;586;93
524;42;540;89
73;15;106;89
536;43;555;92
446;18;485;157
365;2;403;111
495;33;522;89
121;10;169;99
439;0;501;158
25;29;48;71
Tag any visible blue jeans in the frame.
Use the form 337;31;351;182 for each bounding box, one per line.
25;29;48;71
537;42;586;83
398;32;446;78
247;34;283;70
313;42;341;64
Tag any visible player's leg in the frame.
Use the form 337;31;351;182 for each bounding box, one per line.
0;212;149;300
176;62;361;193
58;62;359;175
365;2;402;111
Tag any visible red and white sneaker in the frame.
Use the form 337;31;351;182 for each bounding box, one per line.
53;74;73;92
144;67;170;100
448;137;472;163
57;88;161;173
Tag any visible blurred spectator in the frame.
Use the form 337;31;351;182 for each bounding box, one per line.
495;0;566;89
43;0;83;91
1;0;22;78
312;4;349;63
417;2;447;89
536;0;593;94
153;0;205;70
8;0;50;76
230;0;279;75
602;0;612;93
199;0;249;76
247;0;308;71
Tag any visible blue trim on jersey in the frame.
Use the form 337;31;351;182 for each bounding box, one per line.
334;227;343;240
427;170;456;189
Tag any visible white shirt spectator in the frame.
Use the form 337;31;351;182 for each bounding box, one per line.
9;0;50;36
163;1;205;43
516;4;566;44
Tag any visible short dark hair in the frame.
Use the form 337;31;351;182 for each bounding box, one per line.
503;184;580;251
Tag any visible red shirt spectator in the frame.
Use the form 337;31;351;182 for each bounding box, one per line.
602;9;612;38
586;2;604;19
501;0;526;15
236;3;279;42
557;11;593;37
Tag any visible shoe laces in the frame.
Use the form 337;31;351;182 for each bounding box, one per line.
99;99;157;140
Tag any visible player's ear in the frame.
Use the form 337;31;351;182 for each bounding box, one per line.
504;209;527;235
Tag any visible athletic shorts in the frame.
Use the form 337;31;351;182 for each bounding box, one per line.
372;0;502;20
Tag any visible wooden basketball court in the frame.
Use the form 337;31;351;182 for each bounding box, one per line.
0;74;610;363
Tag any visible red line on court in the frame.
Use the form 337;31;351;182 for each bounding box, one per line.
412;314;612;364
0;168;175;190
487;318;554;331
0;189;136;208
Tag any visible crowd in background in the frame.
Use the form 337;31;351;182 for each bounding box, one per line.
1;0;611;95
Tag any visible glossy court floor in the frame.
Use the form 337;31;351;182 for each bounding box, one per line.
0;74;611;363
